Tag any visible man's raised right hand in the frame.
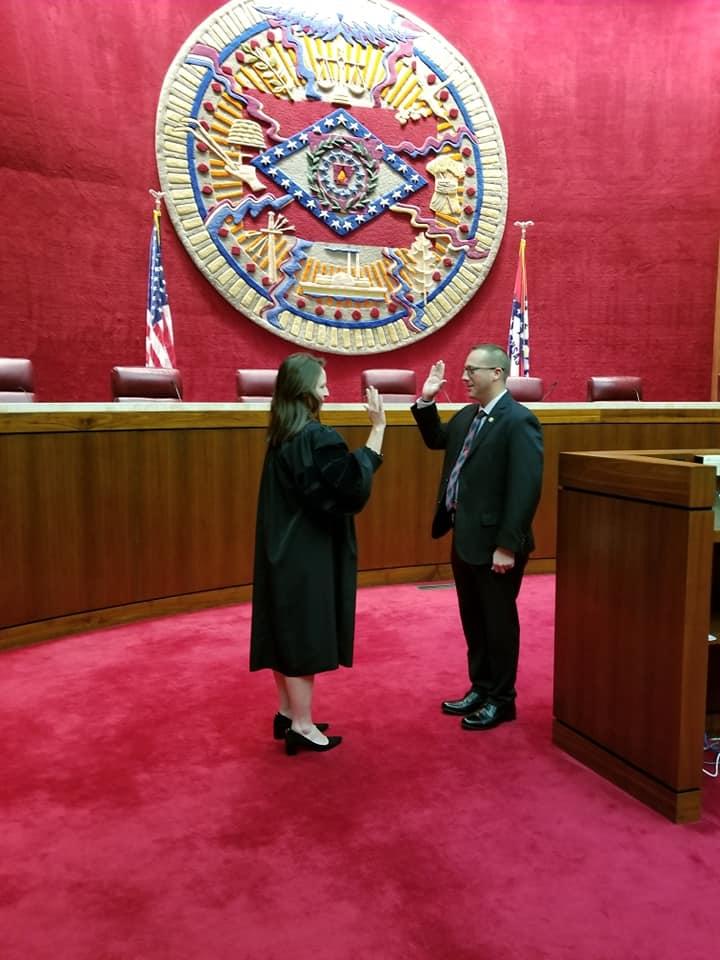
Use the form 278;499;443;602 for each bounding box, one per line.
421;361;447;401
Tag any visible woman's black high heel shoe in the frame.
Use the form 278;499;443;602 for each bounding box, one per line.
273;713;329;740
285;729;342;755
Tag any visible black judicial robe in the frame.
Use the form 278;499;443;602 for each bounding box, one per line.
250;419;383;676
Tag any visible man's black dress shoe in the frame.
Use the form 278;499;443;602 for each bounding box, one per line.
461;701;516;730
273;713;328;740
441;690;486;716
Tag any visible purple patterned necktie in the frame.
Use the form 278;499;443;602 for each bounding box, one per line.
445;409;488;511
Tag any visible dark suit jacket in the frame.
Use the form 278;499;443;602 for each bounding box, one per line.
412;393;544;565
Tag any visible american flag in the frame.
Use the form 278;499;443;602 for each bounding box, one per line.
507;235;530;377
145;209;176;369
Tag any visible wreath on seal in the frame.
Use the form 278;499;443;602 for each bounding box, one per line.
307;135;380;213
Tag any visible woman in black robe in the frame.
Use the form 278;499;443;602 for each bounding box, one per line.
250;353;385;754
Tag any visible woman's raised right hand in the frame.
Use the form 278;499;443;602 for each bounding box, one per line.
364;385;386;426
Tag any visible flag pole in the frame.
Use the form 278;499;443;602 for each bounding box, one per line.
507;221;534;377
146;189;176;369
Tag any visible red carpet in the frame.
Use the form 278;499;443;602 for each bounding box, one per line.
1;576;718;959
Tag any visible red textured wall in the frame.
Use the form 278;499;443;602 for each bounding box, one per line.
1;0;718;402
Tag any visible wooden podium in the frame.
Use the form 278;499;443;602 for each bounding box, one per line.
554;449;720;822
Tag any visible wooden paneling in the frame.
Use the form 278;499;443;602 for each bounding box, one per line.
0;427;264;628
352;424;448;571
5;404;720;649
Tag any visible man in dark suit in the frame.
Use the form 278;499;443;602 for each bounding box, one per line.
412;344;544;730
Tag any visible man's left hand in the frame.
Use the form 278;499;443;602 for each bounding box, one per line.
492;547;515;574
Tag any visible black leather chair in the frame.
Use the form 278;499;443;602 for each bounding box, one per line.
0;357;35;402
111;366;183;401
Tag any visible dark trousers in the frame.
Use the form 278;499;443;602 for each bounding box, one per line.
450;543;528;705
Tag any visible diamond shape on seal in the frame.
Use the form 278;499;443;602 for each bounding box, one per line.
251;108;427;237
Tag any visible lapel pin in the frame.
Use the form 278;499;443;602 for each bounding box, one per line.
488;417;494;423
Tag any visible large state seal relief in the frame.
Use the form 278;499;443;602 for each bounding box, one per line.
156;0;508;354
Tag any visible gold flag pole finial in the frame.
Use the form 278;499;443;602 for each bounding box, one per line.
513;220;534;240
149;189;164;228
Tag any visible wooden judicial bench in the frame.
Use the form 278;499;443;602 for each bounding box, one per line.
3;401;720;657
554;448;720;823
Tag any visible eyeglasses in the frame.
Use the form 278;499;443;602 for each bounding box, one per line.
463;365;500;375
